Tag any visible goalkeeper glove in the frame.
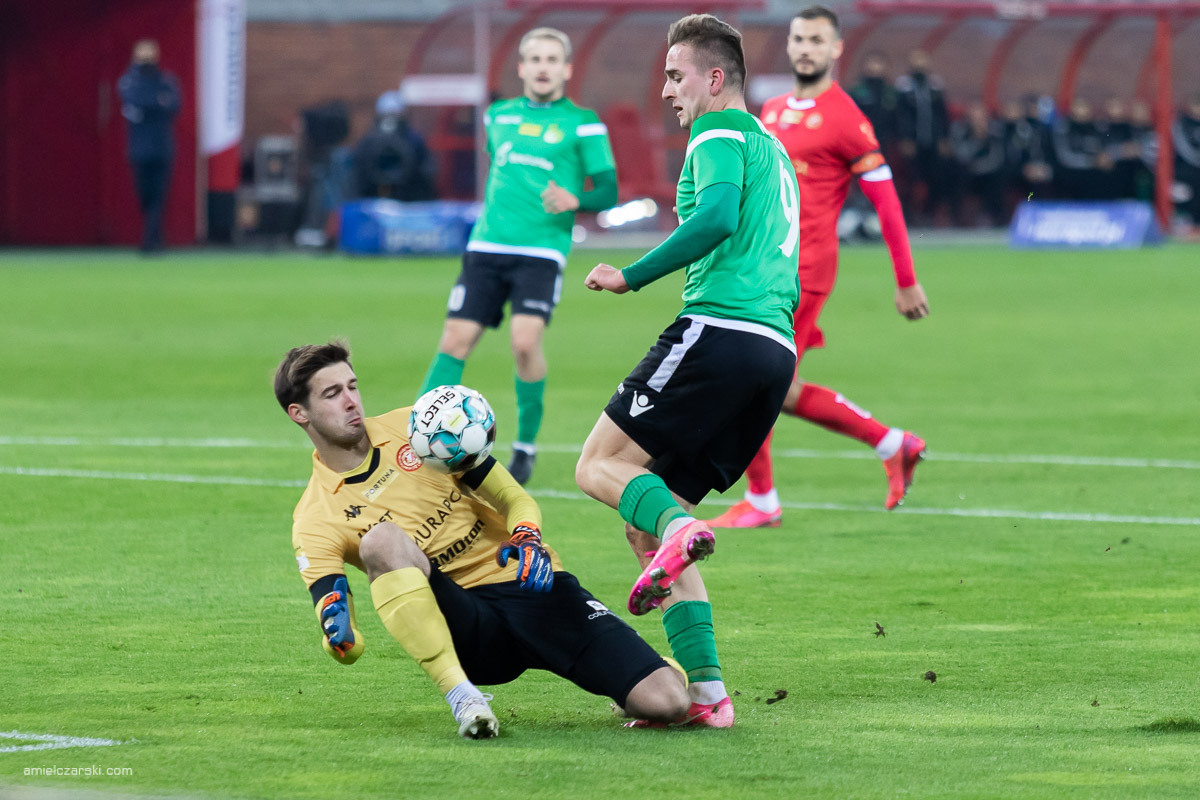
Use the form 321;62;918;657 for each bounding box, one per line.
496;523;553;592
316;576;365;664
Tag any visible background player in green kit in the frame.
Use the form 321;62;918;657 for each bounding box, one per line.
419;27;618;485
575;14;800;729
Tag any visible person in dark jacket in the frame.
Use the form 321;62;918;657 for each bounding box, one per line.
117;40;180;252
352;91;436;202
1098;97;1137;200
950;102;1008;226
1052;98;1112;200
1002;96;1054;206
895;49;951;223
848;50;900;150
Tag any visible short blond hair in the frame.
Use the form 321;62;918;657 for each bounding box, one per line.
519;27;572;62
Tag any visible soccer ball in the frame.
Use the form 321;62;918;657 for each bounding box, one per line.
407;385;497;473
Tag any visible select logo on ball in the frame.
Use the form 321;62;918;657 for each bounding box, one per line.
407;384;497;473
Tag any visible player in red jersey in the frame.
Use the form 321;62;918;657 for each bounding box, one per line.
707;6;930;529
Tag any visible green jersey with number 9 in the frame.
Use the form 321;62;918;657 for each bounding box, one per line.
674;108;800;340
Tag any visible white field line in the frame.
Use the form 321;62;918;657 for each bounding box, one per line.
0;730;127;753
1;435;1198;471
0;466;304;488
2;466;1197;527
0;435;300;449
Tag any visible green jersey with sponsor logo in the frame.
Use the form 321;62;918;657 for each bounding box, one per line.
468;96;616;266
675;108;800;340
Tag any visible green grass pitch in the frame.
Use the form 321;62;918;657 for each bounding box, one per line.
2;241;1199;799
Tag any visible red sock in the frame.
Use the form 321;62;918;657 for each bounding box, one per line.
794;383;889;447
745;430;775;495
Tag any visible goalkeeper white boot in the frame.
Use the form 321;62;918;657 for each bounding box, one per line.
452;693;499;740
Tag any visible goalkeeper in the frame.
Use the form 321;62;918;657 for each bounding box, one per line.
275;341;688;739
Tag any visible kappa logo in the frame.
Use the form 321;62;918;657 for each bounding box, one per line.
344;504;365;520
585;600;614;620
629;391;654;418
397;444;423;472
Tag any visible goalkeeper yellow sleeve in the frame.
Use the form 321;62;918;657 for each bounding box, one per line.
477;461;542;533
370;567;469;695
314;588;365;665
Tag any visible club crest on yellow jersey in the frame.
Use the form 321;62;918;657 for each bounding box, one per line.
397;444;423;472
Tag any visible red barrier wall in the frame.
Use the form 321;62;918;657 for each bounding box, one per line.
0;0;196;245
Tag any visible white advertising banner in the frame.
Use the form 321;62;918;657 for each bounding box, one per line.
198;0;246;156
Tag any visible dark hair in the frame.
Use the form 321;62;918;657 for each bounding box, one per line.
795;6;841;36
667;14;746;91
274;340;351;410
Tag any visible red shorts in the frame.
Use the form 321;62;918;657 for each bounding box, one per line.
792;289;829;366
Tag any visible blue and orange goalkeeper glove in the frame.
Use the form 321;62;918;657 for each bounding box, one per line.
316;576;365;664
496;523;553;592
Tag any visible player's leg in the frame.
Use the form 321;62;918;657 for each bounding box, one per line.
358;522;497;739
621;661;690;724
419;319;484;397
417;252;506;398
503;256;561;484
627;331;792;724
575;413;715;616
622;521;733;727
508;314;546;484
788;380;925;508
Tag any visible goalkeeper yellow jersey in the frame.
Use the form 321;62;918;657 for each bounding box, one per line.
291;408;562;590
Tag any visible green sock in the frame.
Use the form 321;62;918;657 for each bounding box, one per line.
662;601;722;683
514;376;545;445
417;353;465;398
617;474;688;539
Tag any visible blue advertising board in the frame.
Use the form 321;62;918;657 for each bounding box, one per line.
1010;201;1162;249
340;199;481;255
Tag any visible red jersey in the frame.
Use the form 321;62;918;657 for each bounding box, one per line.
761;83;885;294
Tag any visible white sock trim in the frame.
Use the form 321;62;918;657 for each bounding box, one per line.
689;679;728;705
745;489;781;514
875;428;904;459
661;515;695;541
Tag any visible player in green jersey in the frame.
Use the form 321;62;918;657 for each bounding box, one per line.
419;27;618;486
575;14;801;730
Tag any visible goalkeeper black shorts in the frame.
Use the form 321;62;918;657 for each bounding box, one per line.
429;568;665;708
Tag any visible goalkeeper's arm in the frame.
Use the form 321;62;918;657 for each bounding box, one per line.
460;457;553;591
459;456;541;532
310;574;365;664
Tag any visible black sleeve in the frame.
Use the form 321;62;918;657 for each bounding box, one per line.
459;455;497;490
309;573;346;607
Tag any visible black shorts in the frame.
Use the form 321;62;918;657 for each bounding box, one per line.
604;316;796;506
428;568;666;708
446;250;563;327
